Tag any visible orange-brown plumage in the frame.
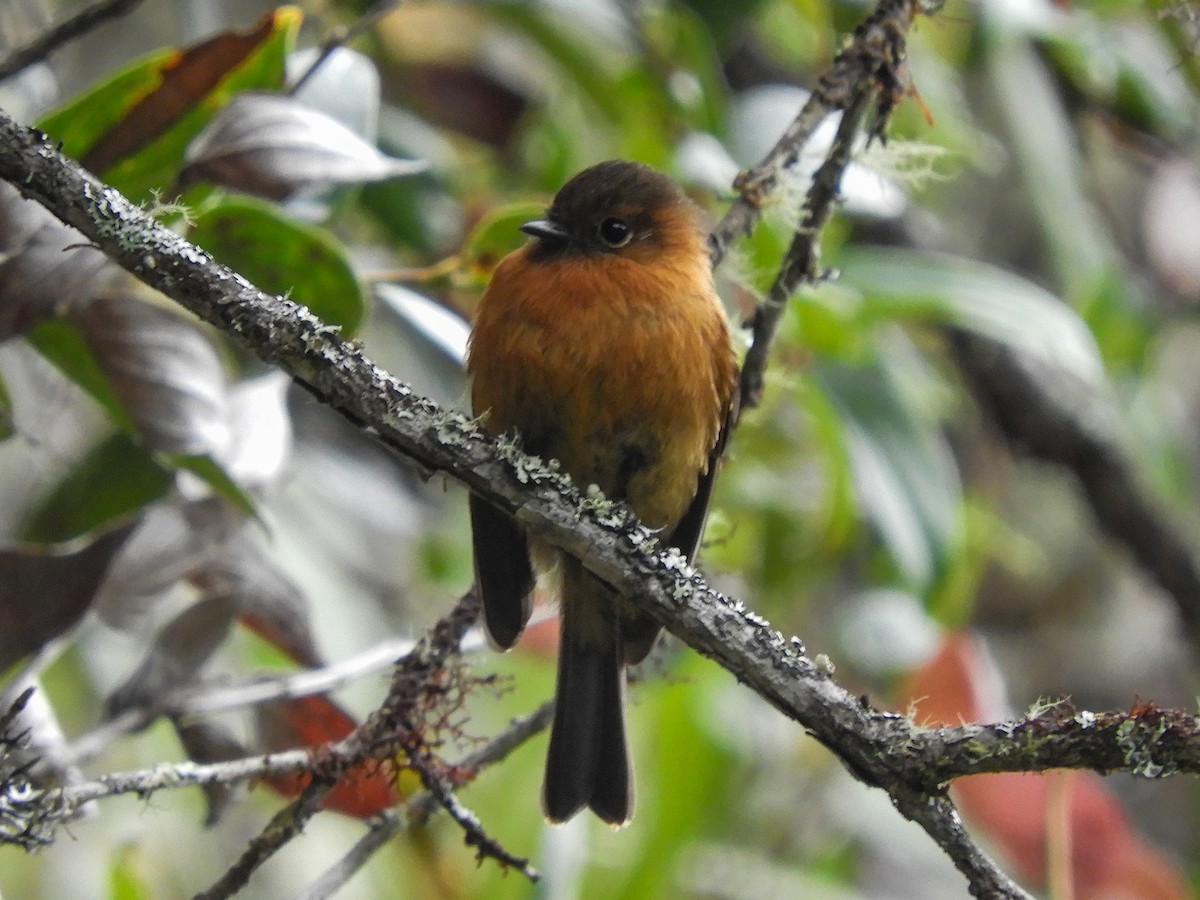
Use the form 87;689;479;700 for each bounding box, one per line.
467;160;736;825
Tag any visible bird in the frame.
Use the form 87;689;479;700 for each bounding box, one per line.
467;159;737;826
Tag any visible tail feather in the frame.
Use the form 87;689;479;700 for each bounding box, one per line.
469;494;533;649
542;567;633;826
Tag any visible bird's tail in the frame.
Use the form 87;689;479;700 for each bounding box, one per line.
542;559;633;826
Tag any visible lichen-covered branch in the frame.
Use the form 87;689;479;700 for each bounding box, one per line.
0;104;1018;897
188;592;510;897
710;0;919;269
736;82;877;409
911;700;1200;785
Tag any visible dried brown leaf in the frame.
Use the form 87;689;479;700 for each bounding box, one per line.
0;521;138;671
0;183;109;339
70;293;228;455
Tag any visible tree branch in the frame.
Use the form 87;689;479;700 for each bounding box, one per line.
296;702;554;900
0;2;1184;894
195;777;336;900
736;80;877;409
710;0;917;270
0;0;149;83
0;103;1028;897
189;592;516;897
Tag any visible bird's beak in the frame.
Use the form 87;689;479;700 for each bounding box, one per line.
520;218;569;243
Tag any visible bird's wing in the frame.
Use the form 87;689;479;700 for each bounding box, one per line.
623;382;739;665
666;379;739;564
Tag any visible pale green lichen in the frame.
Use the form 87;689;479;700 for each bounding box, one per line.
1115;716;1171;779
1024;697;1066;719
670;579;695;602
579;485;629;528
433;411;478;448
494;434;567;487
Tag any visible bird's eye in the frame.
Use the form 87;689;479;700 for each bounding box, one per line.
597;217;633;248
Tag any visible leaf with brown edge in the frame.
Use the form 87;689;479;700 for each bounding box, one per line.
78;10;289;176
37;8;300;202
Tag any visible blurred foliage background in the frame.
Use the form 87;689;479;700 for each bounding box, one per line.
2;0;1200;897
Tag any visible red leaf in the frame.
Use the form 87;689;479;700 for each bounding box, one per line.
900;632;1189;899
259;694;399;818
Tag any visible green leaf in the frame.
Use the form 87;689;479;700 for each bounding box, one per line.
164;452;259;521
0;369;13;441
26;318;257;525
188;196;365;335
462;202;546;275
359;175;438;254
835;246;1104;384
21;433;172;543
817;342;963;591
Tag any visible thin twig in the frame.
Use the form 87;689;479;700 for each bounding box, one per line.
737;82;877;409
195;593;483;897
892;791;1028;900
711;0;918;411
709;0;917;268
57;637;422;769
287;0;402;96
296;702;554;900
58;610;524;771
0;0;148;82
295;811;402;900
76;749;310;804
195;778;336;900
409;746;538;879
